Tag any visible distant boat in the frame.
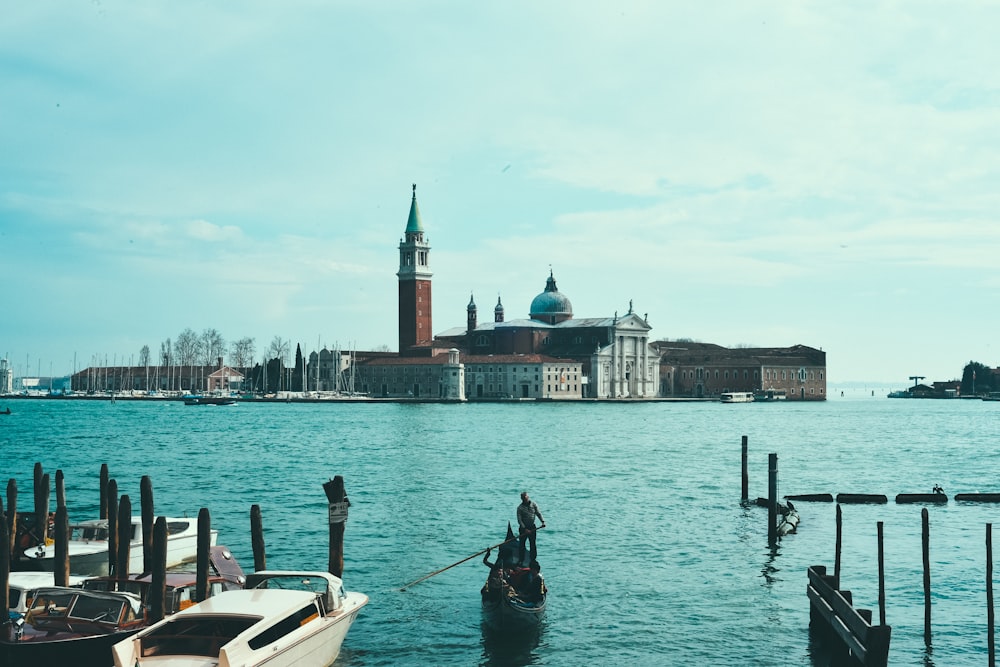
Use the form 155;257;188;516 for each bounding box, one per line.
887;390;911;398
721;392;754;403
183;395;237;406
753;390;786;402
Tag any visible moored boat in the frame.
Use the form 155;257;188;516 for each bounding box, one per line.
1;586;146;666
183;394;237;406
6;572;86;617
111;570;368;667
720;392;754;403
481;524;547;627
21;516;217;576
81;545;247;613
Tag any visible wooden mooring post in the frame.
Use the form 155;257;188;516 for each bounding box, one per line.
0;508;8;628
835;504;843;588
250;504;266;572
196;508;212;603
741;435;749;503
141;476;154;574
107;480;119;577
323;476;348;578
922;508;931;647
116;494;132;578
6;480;17;567
988;523;995;667
768;453;778;546
54;505;70;587
148;516;168;623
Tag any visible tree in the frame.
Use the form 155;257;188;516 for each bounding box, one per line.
160;339;172;367
175;328;200;366
139;345;150;368
961;361;993;395
200;328;226;366
230;337;256;369
267;337;290;366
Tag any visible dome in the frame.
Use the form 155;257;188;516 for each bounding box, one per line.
529;271;573;323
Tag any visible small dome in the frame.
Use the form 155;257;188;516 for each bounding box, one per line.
529;271;573;323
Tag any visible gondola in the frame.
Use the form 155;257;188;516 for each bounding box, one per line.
480;523;547;627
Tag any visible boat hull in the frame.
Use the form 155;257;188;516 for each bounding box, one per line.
482;592;546;628
1;628;142;667
22;518;217;576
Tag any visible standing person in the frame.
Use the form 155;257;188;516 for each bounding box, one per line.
517;491;546;564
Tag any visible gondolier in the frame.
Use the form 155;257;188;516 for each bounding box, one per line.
516;491;545;564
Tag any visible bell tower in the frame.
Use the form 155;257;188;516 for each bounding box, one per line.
397;184;433;354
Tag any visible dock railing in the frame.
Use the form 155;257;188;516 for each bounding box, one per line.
807;565;891;667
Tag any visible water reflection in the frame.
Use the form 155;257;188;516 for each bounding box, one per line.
479;616;545;667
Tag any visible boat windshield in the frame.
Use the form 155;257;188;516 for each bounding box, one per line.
138;616;262;658
72;524;110;540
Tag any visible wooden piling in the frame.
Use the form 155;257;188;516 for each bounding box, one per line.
250;504;266;572
148;516;168;623
196;508;211;603
989;523;995;667
768;454;778;546
55;469;66;509
99;464;109;520
140;476;154;575
5;480;15;564
116;495;132;579
0;510;8;628
33;463;43;544
107;481;119;577
54;505;70;586
323;476;348;578
35;468;50;546
741;435;749;502
922;508;931;646
878;521;886;626
835;504;843;588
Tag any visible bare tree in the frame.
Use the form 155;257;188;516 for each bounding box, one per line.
139;345;150;367
175;328;200;366
200;328;226;365
160;339;172;366
267;337;290;365
230;337;256;368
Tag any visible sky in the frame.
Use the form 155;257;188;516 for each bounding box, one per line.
2;2;999;386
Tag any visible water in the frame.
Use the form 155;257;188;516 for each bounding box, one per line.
2;395;999;666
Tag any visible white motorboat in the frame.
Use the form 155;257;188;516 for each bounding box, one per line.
111;570;368;667
720;391;755;403
6;572;86;617
22;516;217;576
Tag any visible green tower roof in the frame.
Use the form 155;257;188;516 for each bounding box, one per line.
406;183;424;234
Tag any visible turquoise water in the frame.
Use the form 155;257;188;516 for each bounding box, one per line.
2;395;999;666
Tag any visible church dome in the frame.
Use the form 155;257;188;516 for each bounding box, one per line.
529;271;573;323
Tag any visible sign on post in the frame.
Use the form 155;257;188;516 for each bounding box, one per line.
328;501;349;524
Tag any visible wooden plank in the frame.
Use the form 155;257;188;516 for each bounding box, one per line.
896;493;947;504
786;493;834;502
836;493;888;504
808;566;893;666
955;493;1000;502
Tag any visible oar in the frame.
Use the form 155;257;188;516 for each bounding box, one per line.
399;534;520;591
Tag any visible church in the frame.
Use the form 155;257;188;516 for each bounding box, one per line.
351;186;661;400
